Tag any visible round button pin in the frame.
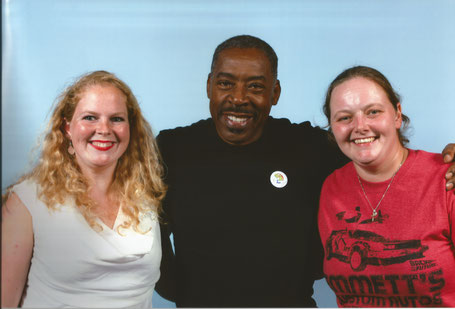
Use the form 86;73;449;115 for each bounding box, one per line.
270;171;288;188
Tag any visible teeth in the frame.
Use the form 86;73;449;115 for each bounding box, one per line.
92;141;113;147
354;137;375;144
227;115;248;123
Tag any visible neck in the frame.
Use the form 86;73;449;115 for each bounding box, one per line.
80;164;116;196
355;147;408;182
79;165;121;229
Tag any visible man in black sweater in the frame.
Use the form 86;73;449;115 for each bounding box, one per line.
155;35;455;307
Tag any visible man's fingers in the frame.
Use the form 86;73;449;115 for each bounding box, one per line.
445;164;455;192
442;143;455;163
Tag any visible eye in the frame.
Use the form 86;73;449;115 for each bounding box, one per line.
248;83;265;90
82;115;96;121
111;116;126;122
367;109;382;116
217;80;233;89
337;115;351;122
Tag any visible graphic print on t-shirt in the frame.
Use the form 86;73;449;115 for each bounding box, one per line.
326;206;428;272
324;206;449;307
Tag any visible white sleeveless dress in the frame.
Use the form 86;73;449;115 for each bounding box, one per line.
12;180;161;308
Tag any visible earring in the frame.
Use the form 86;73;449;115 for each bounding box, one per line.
68;141;75;155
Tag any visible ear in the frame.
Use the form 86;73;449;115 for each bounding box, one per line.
206;73;212;99
272;79;281;106
395;102;403;129
64;118;72;139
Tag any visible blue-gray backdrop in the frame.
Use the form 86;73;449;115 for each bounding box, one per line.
2;0;455;307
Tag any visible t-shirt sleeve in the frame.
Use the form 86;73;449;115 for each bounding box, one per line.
156;131;169;165
156;130;172;218
155;221;177;301
154;131;177;301
317;175;333;262
11;180;38;214
308;218;325;280
448;188;455;243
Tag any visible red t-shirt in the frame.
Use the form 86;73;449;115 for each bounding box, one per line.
318;149;455;307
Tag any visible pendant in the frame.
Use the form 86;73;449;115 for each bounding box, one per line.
371;209;378;222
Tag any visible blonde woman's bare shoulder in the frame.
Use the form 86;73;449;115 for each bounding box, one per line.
2;192;31;218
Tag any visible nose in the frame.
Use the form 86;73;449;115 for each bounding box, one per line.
231;86;248;106
96;118;111;135
353;114;368;132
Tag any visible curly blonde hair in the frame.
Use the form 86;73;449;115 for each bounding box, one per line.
6;70;166;233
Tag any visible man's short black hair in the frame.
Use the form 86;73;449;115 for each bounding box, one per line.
210;35;278;79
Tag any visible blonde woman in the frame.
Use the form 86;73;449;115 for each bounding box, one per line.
2;71;166;308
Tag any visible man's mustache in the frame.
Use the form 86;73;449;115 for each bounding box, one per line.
220;105;257;117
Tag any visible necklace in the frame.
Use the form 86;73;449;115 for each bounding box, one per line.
357;156;405;222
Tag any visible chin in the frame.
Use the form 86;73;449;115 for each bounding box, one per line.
92;158;117;167
350;148;378;162
219;130;248;145
354;159;374;167
353;155;378;166
224;137;247;145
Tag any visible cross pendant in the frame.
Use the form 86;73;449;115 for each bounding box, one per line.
371;210;377;222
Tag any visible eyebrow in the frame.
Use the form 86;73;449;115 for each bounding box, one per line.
215;72;266;82
332;103;383;116
80;110;127;116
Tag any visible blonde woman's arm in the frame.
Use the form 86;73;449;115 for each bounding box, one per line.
1;193;33;307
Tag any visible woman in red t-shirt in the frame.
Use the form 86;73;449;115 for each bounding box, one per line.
318;66;455;307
